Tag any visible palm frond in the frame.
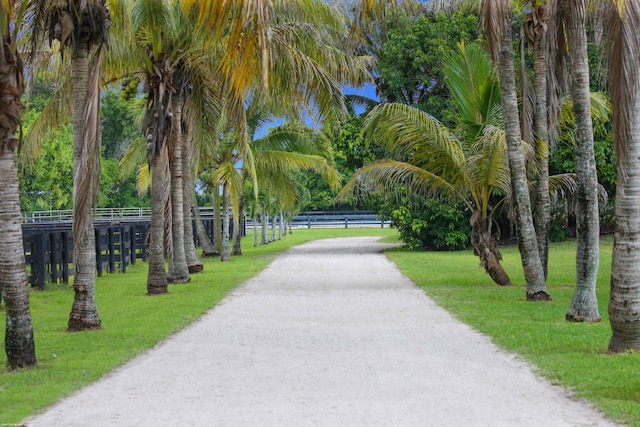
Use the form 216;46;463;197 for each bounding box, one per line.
337;159;463;206
468;126;512;196
363;103;467;180
480;0;511;63
20;75;72;169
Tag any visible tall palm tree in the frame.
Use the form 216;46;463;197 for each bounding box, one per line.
180;121;203;272
1;0;37;369
548;0;601;322
606;0;640;352
41;0;110;330
481;0;550;300
129;0;218;292
131;0;179;294
522;0;551;278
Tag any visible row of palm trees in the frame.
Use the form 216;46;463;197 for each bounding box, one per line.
2;0;371;369
2;0;640;373
345;0;640;352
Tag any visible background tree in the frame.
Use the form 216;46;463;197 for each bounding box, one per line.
376;8;479;127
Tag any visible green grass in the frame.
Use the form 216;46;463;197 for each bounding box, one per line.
2;229;637;426
385;235;640;427
0;227;396;424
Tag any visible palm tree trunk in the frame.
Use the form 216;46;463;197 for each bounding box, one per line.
470;212;513;286
532;3;551;279
181;128;203;272
192;197;218;256
147;151;169;295
271;213;277;242
279;211;285;239
253;213;259;246
167;97;190;283
497;4;550;301
261;205;269;245
68;40;101;331
221;182;231;261
607;0;640;352
0;36;37;368
565;1;601;322
232;193;243;256
213;184;222;254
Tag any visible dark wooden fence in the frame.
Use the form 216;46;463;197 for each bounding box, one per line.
21;210;381;289
22;219;218;290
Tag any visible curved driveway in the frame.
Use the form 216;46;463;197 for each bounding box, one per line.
26;237;617;426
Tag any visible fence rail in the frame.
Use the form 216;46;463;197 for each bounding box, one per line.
23;207;219;223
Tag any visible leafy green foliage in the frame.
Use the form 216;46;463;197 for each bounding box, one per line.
377;10;479;127
376;192;470;251
101;90;140;160
19;120;74;211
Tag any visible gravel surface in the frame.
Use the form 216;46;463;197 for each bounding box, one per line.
25;237;618;426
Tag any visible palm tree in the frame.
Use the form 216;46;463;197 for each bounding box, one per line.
606;0;640;352
180;121;203;272
40;0;110;330
481;0;550;300
521;1;552;278
129;0;218;292
166;89;189;283
341;43;525;286
1;0;37;369
548;0;601;322
131;0;179;294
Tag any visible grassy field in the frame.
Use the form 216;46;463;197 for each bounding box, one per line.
0;228;396;424
385;235;640;427
1;228;638;426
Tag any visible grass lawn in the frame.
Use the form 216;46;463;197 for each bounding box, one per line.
0;227;396;424
385;235;640;427
2;228;638;426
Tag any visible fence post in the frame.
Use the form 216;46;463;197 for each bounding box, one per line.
34;233;47;290
130;225;137;265
49;232;60;284
108;227;116;274
95;228;103;277
307;218;311;229
345;218;348;229
62;230;71;284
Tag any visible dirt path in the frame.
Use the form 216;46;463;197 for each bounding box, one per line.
25;237;617;426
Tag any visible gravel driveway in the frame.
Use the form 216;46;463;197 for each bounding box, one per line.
25;237;618;426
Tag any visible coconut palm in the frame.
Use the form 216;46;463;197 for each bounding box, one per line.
31;0;111;330
545;0;602;322
340;42;523;286
128;0;221;292
606;0;640;352
129;0;184;294
481;0;550;300
521;0;552;278
1;0;37;369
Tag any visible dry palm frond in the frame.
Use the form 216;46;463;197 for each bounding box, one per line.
480;0;511;63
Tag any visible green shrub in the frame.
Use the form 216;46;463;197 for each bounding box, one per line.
378;196;470;251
